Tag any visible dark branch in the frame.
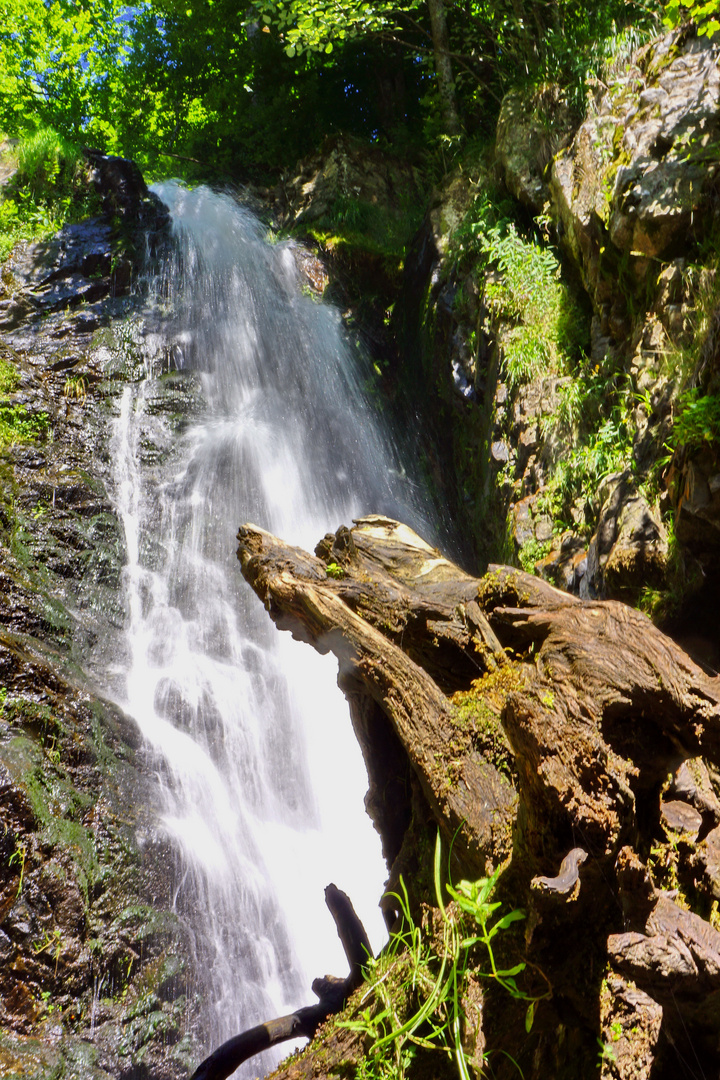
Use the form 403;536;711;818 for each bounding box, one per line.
190;884;372;1080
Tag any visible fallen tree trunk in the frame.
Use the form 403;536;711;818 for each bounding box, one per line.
236;516;720;1080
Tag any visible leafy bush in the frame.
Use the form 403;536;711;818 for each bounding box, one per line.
0;355;49;448
0;403;50;448
663;0;720;35
342;834;540;1080
671;389;720;450
541;398;634;528
0;128;99;261
453;190;588;391
480;223;587;390
15;128;83;200
518;537;552;573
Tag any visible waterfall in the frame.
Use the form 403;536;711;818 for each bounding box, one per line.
107;182;430;1074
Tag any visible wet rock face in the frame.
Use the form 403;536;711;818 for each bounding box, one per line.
0;161;198;1078
580;472;668;600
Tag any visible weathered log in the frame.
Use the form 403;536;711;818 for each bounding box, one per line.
237;517;517;877
190;885;369;1080
236;517;720;1080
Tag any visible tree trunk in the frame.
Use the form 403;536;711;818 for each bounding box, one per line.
236;515;720;1080
426;0;461;134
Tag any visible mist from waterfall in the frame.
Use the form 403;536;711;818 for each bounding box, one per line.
107;182;431;1074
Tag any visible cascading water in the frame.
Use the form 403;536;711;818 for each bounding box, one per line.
108;182;431;1075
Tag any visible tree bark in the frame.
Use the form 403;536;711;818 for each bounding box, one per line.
426;0;461;134
236;515;720;1080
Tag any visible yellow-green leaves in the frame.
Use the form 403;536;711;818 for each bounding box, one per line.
663;0;720;35
247;0;422;59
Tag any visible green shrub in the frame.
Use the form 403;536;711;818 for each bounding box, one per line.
341;834;539;1080
16;128;83;200
0;355;49;448
671;389;720;450
0;403;50;448
482;224;587;389
518;537;552;573
454;192;587;392
663;0;720;36
0;127;99;261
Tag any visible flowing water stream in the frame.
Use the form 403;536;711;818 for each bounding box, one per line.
107;183;431;1074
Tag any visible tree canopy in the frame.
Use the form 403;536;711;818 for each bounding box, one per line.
0;0;680;180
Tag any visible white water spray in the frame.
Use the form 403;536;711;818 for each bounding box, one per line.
108;183;429;1073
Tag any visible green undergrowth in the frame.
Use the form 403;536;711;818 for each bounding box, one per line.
454;190;588;391
343;834;541;1080
305;191;426;262
0;353;49;448
518;536;552;573
537;363;637;531
0;127;102;261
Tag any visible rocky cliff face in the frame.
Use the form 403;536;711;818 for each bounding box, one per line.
391;25;720;662
0;152;199;1080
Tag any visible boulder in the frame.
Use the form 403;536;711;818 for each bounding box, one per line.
496;86;574;213
669;444;720;556
582;472;667;599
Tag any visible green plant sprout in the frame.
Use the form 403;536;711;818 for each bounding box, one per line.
33;927;63;974
45;734;62;766
63;374;88;404
40;988;59;1015
9;839;27;897
326;562;345;579
342;833;543;1079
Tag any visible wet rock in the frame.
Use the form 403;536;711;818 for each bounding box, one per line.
84;149;170;235
582;473;667;599
535;533;588;592
510;493;554;549
0;159;196;1079
660;799;702;835
668;444;720;559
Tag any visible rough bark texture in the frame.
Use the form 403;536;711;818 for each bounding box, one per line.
237;516;720;1080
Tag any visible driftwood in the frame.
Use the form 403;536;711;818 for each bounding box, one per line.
190;885;370;1080
236;516;720;1080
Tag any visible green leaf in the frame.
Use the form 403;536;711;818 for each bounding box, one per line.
525;1000;537;1033
497;962;526;978
491;909;526;934
285;44;296;56
325;41;333;52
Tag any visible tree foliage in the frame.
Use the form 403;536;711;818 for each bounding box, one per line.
663;0;720;35
0;0;664;180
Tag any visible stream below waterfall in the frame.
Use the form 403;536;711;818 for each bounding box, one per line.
104;182;432;1074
